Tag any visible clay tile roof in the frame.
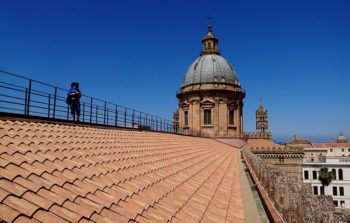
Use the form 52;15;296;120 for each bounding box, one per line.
312;142;350;148
0;119;245;222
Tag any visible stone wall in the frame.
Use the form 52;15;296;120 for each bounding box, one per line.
242;148;350;223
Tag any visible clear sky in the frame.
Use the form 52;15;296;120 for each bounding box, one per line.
1;0;349;142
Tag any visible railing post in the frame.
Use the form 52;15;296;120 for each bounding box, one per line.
124;107;127;127
115;105;118;127
53;87;57;119
132;110;135;128
145;114;148;129
138;112;141;128
82;102;85;122
24;88;28;115
26;79;32;116
96;105;98;124
48;94;51;118
90;98;93;123
67;103;69;120
106;108;109;126
104;101;107;125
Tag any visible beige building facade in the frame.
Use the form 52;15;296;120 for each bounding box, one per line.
175;25;245;137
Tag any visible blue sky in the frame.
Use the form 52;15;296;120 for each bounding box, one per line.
1;0;349;142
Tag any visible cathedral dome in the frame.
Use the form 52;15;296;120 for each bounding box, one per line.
180;25;240;88
337;132;347;143
182;54;239;87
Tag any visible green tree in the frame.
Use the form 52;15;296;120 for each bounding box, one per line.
318;167;333;187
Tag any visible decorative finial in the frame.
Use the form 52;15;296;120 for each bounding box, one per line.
259;98;263;110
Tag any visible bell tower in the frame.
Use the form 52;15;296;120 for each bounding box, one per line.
256;99;268;133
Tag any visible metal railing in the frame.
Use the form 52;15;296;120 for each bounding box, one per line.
0;70;208;137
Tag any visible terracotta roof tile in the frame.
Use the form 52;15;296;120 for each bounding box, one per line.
0;119;246;222
13;215;41;223
32;210;69;223
3;195;40;217
312;142;350;148
0;203;22;222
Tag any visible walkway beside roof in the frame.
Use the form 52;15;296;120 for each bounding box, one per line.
216;138;270;223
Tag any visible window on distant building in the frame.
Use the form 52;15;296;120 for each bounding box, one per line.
342;155;345;157
313;186;318;195
320;153;322;155
334;200;338;207
342;148;344;152
333;187;338;196
340;187;344;196
339;169;343;180
311;158;314;162
332;169;337;180
184;111;188;126
304;170;309;180
330;149;333;152
348;148;350;152
311;153;314;156
203;109;211;125
320;186;325;195
340;201;345;207
228;110;234;125
312;171;317;180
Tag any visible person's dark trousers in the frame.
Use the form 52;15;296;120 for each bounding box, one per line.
70;100;80;121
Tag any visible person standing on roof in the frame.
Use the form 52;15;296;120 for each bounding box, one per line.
67;82;82;121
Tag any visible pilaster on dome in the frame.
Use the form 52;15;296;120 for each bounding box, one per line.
200;24;220;55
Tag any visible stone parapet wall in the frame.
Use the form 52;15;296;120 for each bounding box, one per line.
245;132;272;140
242;148;350;223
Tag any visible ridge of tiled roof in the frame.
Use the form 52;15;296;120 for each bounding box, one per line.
215;138;247;148
0;119;245;223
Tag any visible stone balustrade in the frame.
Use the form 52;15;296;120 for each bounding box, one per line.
242;148;350;223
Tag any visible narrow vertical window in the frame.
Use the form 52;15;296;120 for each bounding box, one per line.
340;187;344;196
228;110;234;125
333;187;338;196
320;186;325;195
334;200;338;207
332;169;337;180
208;42;212;50
340;201;345;207
204;109;211;125
313;186;318;195
312;171;317;180
184;111;188;126
339;169;343;180
304;170;309;180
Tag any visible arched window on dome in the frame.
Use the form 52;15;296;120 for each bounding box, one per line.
207;42;212;50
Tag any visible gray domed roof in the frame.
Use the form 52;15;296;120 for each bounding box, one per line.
182;54;239;87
